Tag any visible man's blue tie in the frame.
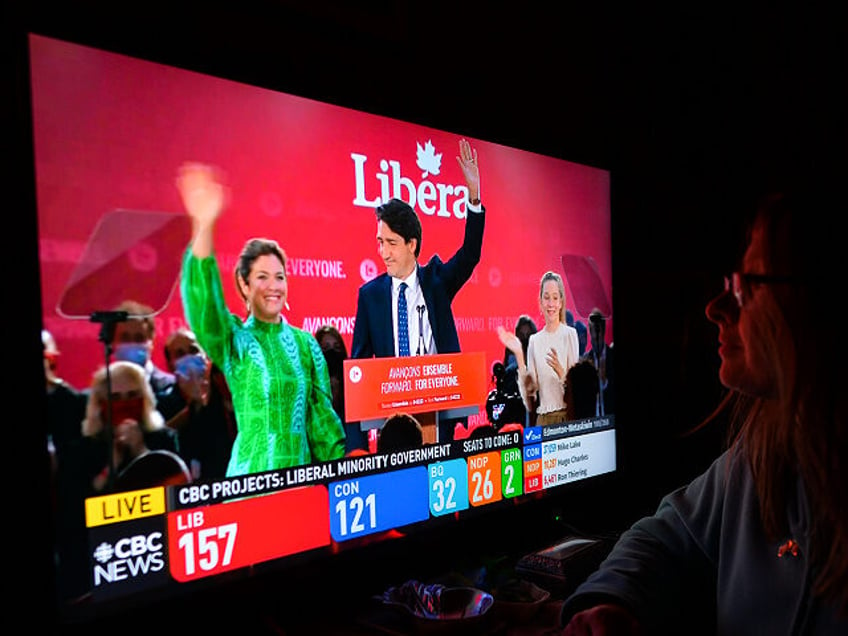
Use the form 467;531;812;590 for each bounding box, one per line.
398;282;410;356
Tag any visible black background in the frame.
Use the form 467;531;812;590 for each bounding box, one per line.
6;2;845;633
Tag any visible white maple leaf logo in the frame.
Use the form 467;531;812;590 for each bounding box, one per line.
416;140;442;179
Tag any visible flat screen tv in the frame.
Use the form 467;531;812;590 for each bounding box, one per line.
29;32;616;629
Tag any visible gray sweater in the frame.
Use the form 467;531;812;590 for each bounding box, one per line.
561;448;846;634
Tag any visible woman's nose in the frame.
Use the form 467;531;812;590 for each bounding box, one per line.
706;287;739;324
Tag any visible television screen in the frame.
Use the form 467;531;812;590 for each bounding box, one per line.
31;32;615;625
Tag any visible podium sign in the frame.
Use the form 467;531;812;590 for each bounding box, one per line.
343;352;488;422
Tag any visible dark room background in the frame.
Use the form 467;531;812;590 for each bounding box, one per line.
6;0;845;627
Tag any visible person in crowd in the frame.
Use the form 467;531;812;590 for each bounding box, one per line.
351;138;484;443
43;329;87;475
81;360;185;493
498;271;580;425
43;329;91;604
564;358;601;421
502;314;538;394
314;324;354;450
581;308;614;416
486;360;527;431
561;182;848;634
110;299;180;420
566;309;588;357
176;162;345;476
159;326;236;480
377;412;424;453
502;314;538;426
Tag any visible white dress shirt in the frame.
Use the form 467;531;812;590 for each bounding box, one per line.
391;269;435;357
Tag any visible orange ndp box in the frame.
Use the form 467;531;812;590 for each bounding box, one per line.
343;352;488;423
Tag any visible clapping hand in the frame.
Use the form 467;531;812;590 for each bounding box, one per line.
546;348;565;381
497;325;521;356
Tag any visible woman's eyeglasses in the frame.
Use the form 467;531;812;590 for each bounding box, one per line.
723;272;794;308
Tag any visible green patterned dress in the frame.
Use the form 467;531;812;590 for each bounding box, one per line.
180;249;345;476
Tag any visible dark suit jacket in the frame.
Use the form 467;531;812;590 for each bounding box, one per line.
580;343;615;415
351;207;485;359
149;364;180;419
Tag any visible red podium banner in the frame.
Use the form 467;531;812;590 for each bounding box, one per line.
343;352;488;422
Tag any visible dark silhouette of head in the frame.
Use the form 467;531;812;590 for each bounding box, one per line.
588;308;606;353
566;358;601;420
377;413;423;453
506;314;538;364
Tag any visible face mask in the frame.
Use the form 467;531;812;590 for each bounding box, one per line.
114;343;150;367
102;396;145;426
174;353;207;380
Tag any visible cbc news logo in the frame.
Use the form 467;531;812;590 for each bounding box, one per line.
92;531;165;587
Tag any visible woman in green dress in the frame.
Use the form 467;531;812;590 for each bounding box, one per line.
176;162;345;477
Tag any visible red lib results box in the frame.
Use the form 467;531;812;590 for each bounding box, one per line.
167;486;329;582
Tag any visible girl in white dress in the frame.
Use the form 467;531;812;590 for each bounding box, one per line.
498;271;579;425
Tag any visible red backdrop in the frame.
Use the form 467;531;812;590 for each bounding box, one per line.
30;34;612;395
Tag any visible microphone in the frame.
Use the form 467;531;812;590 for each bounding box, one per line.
416;305;426;355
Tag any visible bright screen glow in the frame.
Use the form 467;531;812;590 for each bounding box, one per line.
32;33;615;619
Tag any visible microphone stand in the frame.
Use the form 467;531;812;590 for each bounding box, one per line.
91;310;129;492
416;305;426;356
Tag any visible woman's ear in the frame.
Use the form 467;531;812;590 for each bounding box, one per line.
237;273;249;299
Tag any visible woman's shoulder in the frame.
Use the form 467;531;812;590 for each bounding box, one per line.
555;323;579;340
289;323;324;352
285;320;308;338
561;322;578;334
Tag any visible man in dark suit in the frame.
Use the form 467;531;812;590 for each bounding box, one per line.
351;138;484;446
581;308;614;417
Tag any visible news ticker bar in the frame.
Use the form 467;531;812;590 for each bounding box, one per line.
81;418;615;600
